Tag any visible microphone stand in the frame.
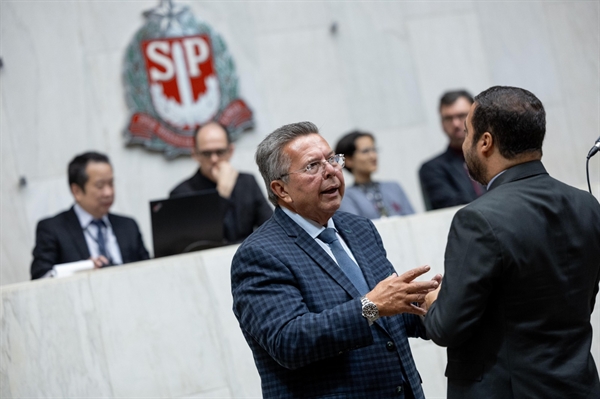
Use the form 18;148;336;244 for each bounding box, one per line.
586;136;600;195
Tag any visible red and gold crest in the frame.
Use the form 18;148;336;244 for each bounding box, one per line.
123;0;253;157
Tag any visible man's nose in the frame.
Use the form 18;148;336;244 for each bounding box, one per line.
103;185;114;197
321;161;336;178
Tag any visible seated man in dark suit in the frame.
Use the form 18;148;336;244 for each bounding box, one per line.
419;90;484;210
31;152;149;279
231;122;441;398
170;122;272;243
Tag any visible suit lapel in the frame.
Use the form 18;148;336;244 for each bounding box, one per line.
334;214;391;333
275;209;393;333
273;208;361;299
66;207;90;259
333;216;378;291
108;214;127;260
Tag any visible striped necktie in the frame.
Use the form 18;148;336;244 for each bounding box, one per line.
90;219;109;259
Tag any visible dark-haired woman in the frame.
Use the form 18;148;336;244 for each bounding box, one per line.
335;131;414;219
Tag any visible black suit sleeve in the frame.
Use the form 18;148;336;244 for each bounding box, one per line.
115;217;150;263
131;220;150;262
424;207;501;347
31;220;60;280
169;183;190;198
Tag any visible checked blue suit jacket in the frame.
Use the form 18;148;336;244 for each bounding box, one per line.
231;207;427;398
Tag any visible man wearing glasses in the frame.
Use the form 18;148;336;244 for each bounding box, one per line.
419;90;484;210
231;122;441;398
169;122;272;243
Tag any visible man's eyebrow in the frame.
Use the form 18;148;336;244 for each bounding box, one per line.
305;155;321;163
303;151;335;165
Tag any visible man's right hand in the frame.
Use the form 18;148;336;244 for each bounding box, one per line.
90;256;110;268
212;161;239;199
365;265;440;316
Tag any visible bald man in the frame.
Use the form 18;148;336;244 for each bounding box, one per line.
170;122;272;243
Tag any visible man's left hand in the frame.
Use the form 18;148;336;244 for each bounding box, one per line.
424;282;442;311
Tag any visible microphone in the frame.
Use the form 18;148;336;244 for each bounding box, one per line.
588;136;600;159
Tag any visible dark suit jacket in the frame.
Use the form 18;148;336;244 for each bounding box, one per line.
231;207;426;398
169;169;272;243
425;161;600;399
31;207;150;280
419;146;483;210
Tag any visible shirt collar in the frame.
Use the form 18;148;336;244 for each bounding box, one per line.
487;170;507;190
73;203;110;228
281;207;336;239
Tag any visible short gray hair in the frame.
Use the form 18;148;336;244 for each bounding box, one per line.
255;121;319;206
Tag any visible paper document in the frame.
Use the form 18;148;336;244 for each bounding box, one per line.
52;260;95;278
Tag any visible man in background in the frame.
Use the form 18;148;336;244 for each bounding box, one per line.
424;86;600;398
419;90;484;210
170;122;271;243
31;151;149;279
231;121;441;398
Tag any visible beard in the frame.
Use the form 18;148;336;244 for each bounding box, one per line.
464;145;487;185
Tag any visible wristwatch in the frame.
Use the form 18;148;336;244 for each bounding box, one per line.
361;296;380;325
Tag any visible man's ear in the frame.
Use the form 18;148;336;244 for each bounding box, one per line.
270;180;292;204
479;132;494;157
70;183;83;200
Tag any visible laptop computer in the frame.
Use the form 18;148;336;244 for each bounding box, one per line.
150;190;226;258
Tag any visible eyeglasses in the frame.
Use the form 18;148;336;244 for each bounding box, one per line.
441;113;469;124
197;148;229;158
280;154;345;179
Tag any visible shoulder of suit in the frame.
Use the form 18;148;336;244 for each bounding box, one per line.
236;172;259;183
107;212;139;226
334;209;371;229
235;172;252;181
169;173;198;196
420;150;449;171
37;207;75;225
235;215;279;248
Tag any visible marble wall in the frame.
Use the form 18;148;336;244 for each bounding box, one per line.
3;209;599;398
1;247;260;398
1;2;599;284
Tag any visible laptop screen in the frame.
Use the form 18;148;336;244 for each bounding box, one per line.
150;190;226;258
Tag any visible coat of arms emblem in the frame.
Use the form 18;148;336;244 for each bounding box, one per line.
123;0;253;158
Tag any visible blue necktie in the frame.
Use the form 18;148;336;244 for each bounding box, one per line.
90;219;109;259
318;228;370;295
